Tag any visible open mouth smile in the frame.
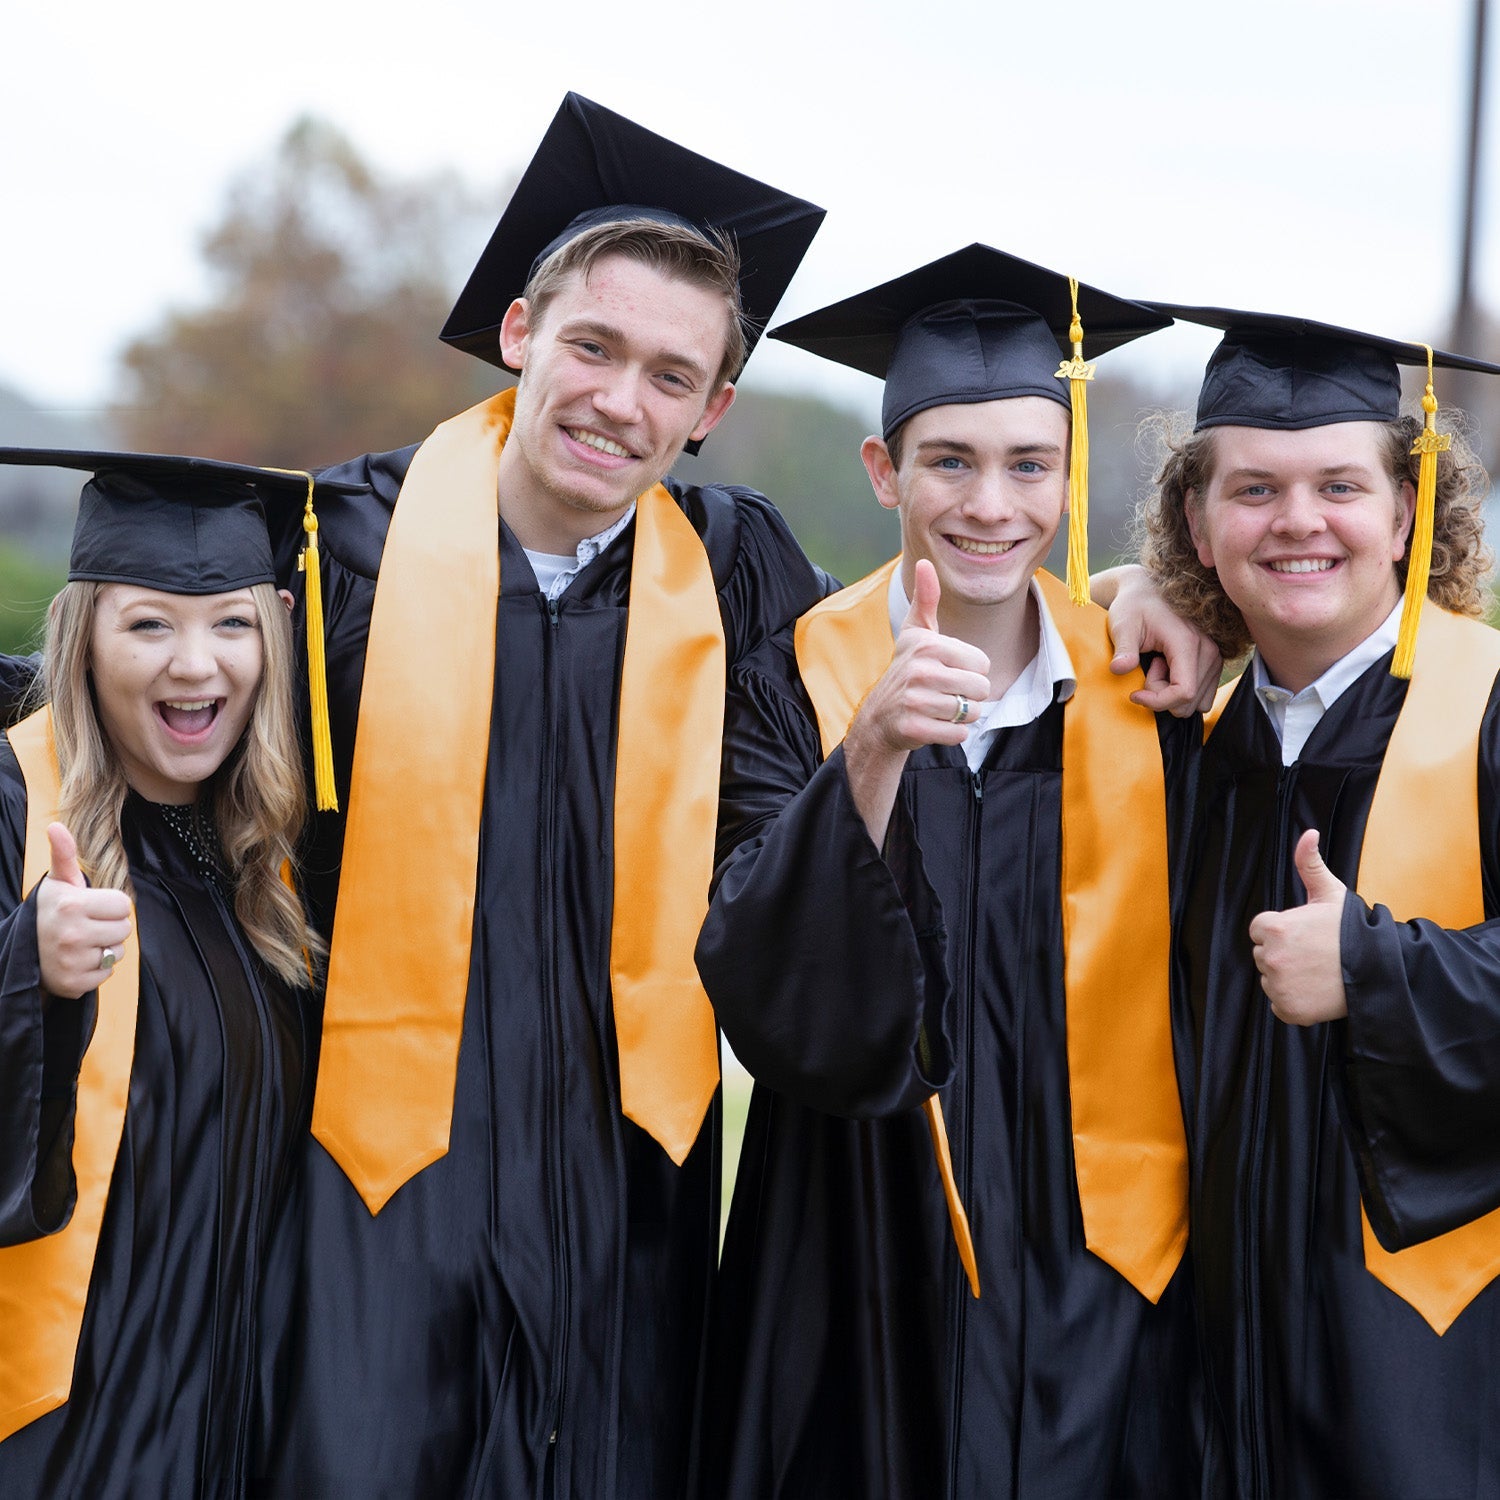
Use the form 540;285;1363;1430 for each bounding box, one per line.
155;699;223;742
1265;559;1339;574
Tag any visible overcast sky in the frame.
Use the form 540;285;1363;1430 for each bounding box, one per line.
3;0;1495;428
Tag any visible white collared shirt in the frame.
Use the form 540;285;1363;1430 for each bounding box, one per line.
886;567;1077;772
1251;600;1402;765
522;503;637;601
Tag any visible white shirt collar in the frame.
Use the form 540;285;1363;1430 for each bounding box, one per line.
522;502;637;602
886;565;1076;771
1251;599;1402;765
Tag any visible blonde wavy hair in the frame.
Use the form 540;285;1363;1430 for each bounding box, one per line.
1133;409;1494;660
38;581;325;988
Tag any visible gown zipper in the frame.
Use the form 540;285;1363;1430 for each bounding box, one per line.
1243;762;1297;1500
944;768;984;1498
539;591;570;1489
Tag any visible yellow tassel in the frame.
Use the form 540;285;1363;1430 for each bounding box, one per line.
1056;276;1095;606
270;468;339;811
299;497;339;811
1392;347;1450;680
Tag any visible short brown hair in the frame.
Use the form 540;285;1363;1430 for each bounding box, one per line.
522;217;747;391
1133;409;1494;660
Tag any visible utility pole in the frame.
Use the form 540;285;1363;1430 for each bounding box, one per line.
1453;0;1491;450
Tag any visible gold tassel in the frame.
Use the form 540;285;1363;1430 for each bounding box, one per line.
1056;276;1095;606
1391;346;1449;680
269;468;339;811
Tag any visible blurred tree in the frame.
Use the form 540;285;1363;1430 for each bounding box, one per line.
108;114;1214;585
112;117;503;467
677;388;897;581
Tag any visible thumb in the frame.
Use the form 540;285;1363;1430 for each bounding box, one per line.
1294;828;1344;905
1106;612;1143;677
904;558;941;634
47;822;86;888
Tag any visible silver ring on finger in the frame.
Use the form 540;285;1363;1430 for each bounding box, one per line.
950;694;969;724
100;946;120;972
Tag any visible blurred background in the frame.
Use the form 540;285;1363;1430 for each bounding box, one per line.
3;0;1496;658
2;0;1494;1221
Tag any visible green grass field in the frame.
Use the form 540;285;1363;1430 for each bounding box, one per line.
720;1054;753;1247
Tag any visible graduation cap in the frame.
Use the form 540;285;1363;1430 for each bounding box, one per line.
1153;304;1500;677
770;243;1173;603
1148;304;1500;432
440;92;825;391
0;448;366;809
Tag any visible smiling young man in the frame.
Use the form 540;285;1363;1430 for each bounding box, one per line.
248;96;827;1500
1135;308;1500;1499
694;247;1201;1498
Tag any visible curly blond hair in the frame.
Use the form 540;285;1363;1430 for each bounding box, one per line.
1133;409;1493;660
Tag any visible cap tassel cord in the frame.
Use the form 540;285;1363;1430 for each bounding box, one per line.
1392;347;1449;680
1057;277;1095;606
271;469;339;811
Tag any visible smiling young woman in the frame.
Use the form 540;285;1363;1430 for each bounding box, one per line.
0;450;342;1498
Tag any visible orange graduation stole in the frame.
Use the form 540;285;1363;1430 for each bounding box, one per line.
312;388;724;1214
0;707;140;1442
795;562;1187;1303
1355;605;1500;1333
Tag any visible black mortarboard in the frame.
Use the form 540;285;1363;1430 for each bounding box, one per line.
0;449;360;593
1146;304;1500;431
0;448;366;808
440;93;826;384
770;244;1172;603
769;244;1171;439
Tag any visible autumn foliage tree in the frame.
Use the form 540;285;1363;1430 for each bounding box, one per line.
112;118;505;467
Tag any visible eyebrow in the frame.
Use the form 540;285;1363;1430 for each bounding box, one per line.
558;318;712;386
1219;463;1378;483
911;439;1064;460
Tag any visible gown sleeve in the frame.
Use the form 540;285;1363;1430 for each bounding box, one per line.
695;639;953;1120
0;747;93;1245
0;653;41;728
1338;678;1500;1250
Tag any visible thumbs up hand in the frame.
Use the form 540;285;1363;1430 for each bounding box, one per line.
36;822;133;999
843;560;993;847
1247;829;1349;1025
855;560;993;756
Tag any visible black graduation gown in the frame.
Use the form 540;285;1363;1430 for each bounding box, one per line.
1180;659;1500;1500
695;630;1202;1500
0;756;315;1499
251;449;828;1500
0;653;39;723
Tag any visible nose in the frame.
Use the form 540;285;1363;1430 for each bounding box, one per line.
961;470;1018;525
167;628;218;682
592;367;646;427
1271;484;1327;538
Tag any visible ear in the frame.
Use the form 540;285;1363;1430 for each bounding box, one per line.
1184;489;1215;569
861;436;901;512
278;588;296;614
688;381;736;444
1393;476;1417;559
498;298;533;370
